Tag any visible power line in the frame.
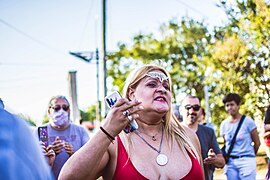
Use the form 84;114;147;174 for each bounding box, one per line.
0;73;59;83
174;0;210;19
0;78;66;90
77;0;97;49
0;62;70;67
0;18;66;56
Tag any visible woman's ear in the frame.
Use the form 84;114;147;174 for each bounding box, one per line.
127;88;135;101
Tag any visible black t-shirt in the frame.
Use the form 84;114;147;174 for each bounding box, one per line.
265;105;270;124
196;125;221;180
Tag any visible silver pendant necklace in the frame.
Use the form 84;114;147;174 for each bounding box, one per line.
134;125;168;166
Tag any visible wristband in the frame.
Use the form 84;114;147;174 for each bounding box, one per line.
100;126;115;142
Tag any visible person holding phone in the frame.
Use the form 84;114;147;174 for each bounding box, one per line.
59;65;204;180
34;95;90;179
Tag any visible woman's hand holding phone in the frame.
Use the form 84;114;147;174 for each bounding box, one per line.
104;91;143;135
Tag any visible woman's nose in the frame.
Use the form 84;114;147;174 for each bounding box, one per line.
156;84;166;93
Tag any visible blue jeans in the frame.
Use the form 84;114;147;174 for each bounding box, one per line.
224;157;256;180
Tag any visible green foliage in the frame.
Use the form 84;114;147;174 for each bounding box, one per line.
108;17;214;102
42;114;49;124
106;0;270;128
80;104;97;122
209;0;270;124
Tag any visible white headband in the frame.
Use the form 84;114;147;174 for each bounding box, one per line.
145;72;169;83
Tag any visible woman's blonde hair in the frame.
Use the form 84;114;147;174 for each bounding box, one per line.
121;64;200;162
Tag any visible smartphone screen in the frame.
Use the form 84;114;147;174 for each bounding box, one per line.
38;126;48;147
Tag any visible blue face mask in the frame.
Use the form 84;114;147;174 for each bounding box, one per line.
50;109;70;127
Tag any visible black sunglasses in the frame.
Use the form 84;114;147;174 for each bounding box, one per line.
50;104;69;112
184;105;201;111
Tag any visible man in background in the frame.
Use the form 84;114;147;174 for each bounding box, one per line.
34;95;90;179
180;95;225;180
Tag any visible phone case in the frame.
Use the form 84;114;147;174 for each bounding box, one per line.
105;91;122;108
105;91;138;133
38;126;48;147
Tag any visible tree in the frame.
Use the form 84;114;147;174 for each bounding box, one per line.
108;17;215;102
209;0;270;124
106;0;270;128
80;104;96;122
41;114;49;124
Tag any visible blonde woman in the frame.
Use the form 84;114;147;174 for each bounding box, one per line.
59;65;204;180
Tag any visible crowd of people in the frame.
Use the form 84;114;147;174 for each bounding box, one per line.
1;64;269;180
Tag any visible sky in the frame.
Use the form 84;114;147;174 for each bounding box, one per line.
0;0;228;124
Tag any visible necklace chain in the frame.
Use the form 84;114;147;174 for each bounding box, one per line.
134;125;164;153
140;126;161;141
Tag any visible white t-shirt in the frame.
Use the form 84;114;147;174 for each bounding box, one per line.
220;116;257;157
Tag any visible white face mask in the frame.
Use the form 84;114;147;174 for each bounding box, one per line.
50;109;70;127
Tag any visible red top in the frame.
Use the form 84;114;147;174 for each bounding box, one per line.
113;136;203;180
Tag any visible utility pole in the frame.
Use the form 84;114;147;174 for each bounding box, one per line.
95;48;101;122
68;71;81;124
101;0;108;116
69;50;101;122
204;85;211;124
69;0;107;120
